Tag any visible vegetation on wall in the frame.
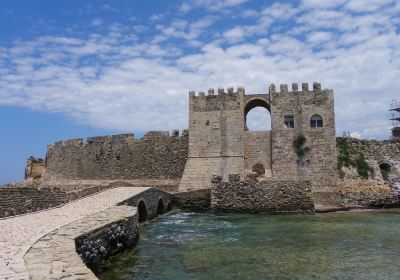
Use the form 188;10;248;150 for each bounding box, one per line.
337;140;374;179
293;134;310;157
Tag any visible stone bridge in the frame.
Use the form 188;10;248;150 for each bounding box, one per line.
0;186;172;280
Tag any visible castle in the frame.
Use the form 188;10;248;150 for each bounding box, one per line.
179;82;338;204
6;81;400;215
19;82;336;210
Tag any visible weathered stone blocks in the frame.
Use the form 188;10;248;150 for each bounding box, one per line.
211;176;314;213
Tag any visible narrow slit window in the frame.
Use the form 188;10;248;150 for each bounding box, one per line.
284;116;295;128
310;115;323;128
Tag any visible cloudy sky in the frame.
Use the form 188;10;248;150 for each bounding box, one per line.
0;0;399;184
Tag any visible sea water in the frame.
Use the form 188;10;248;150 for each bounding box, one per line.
99;209;400;279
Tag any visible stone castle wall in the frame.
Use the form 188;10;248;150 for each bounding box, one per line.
211;175;314;213
269;83;338;203
244;131;271;174
179;88;246;190
179;82;338;205
24;157;45;180
44;130;188;182
337;137;400;207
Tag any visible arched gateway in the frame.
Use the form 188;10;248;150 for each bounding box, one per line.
179;82;337;205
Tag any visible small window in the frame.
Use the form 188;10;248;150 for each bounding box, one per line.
310;115;323;128
284;116;295;128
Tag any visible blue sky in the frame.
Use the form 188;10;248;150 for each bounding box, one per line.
0;0;399;184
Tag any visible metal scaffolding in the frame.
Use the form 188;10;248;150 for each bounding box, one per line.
390;100;400;138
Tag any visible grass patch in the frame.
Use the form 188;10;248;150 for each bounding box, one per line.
354;153;374;179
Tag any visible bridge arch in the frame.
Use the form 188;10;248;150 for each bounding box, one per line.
156;198;165;215
137;200;148;223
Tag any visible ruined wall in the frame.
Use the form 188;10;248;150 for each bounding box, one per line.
24;157;45;180
44;130;188;182
211;175;314;213
269;83;338;204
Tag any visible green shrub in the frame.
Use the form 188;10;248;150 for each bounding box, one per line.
337;141;352;168
354;153;373;179
337;141;374;179
293;134;310;157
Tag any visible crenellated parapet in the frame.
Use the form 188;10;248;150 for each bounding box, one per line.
190;86;245;112
49;130;188;149
189;86;245;97
268;82;330;95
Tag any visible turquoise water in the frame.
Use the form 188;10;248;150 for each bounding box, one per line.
99;210;400;280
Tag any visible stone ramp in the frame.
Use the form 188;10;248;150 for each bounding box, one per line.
25;205;138;280
0;187;150;280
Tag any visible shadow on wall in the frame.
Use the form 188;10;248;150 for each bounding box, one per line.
138;200;147;223
137;197;172;223
157;198;164;215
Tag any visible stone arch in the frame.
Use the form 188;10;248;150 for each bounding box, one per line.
156;198;165;215
137;200;147;223
244;98;271;131
379;162;391;173
166;202;172;212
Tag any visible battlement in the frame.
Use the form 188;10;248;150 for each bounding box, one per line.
50;130;188;148
189;86;245;98
268;82;330;95
190;82;331;99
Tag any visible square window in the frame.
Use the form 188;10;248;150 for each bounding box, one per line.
284;116;295;128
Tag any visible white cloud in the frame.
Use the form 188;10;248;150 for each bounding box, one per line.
307;31;333;44
223;27;245;42
0;1;399;140
150;14;164;21
90;18;103;27
301;0;348;9
346;0;394;12
179;0;249;12
350;131;361;139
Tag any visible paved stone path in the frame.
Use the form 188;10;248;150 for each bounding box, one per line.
0;187;148;280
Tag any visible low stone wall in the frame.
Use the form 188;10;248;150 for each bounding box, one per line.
211;176;314;213
24;205;138;279
75;209;139;273
340;179;400;207
172;189;211;211
0;184;114;218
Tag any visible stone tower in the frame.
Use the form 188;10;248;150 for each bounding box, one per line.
179;82;338;203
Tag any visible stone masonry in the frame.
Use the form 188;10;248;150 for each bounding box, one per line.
44;131;188;182
211;175;314;213
179;83;338;205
